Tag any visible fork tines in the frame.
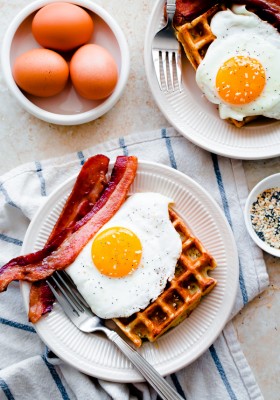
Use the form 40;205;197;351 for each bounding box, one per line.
152;48;182;92
47;271;88;317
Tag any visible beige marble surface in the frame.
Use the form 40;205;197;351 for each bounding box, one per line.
0;0;280;398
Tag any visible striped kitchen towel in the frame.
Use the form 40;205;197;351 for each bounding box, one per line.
0;128;268;400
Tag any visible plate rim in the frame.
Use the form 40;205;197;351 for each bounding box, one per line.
144;0;280;160
20;159;239;382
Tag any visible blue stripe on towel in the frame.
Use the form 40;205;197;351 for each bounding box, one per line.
42;355;70;400
119;137;128;156
0;378;15;400
0;234;22;247
237;265;248;304
210;345;237;400
77;151;85;165
0;183;19;209
35;161;46;197
211;154;248;305
45;346;59;361
161;128;177;169
171;373;187;399
0;317;36;333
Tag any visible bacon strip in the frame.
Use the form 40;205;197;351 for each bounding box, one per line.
173;0;218;25
48;154;109;241
0;156;138;292
230;0;280;31
28;281;56;318
28;154;109;322
174;0;280;30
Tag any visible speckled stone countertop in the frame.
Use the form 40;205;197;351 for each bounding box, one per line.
0;0;280;398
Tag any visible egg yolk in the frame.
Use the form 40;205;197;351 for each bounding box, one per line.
216;56;266;105
91;227;142;278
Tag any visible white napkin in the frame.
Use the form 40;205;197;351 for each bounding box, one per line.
0;128;268;400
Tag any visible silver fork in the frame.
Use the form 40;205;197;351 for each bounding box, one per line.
47;271;184;400
152;0;182;92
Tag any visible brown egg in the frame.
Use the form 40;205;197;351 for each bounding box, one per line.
13;48;69;97
70;44;118;100
32;2;94;52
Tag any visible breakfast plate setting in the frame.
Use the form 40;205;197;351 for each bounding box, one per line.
0;126;269;399
0;0;279;399
20;159;239;381
145;0;280;160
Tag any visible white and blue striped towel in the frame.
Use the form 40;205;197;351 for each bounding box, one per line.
0;128;268;400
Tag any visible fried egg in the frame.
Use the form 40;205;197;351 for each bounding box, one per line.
195;5;280;121
66;192;182;319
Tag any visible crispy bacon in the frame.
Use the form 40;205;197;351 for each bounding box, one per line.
28;281;55;319
0;156;138;292
174;0;280;30
48;154;109;241
230;0;280;30
28;154;109;323
173;0;218;25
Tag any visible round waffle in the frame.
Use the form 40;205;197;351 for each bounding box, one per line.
113;208;217;347
174;3;257;128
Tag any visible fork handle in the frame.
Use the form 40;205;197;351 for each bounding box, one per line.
107;331;184;400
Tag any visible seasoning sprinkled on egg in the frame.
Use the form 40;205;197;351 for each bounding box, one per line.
65;192;182;319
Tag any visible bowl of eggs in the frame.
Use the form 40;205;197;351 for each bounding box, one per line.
244;173;280;257
1;0;130;125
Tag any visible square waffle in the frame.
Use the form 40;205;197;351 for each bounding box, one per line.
174;3;257;128
113;208;217;347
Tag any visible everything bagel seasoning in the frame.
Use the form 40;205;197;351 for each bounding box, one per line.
250;187;280;249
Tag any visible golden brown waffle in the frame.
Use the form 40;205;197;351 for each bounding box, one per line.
175;3;257;128
113;208;217;347
175;4;225;70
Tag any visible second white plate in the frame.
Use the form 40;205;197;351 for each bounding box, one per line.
21;160;239;382
144;0;280;160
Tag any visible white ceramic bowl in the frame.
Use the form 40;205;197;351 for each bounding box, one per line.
244;173;280;257
1;0;130;125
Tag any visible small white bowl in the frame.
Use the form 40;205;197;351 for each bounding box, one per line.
1;0;130;125
244;173;280;257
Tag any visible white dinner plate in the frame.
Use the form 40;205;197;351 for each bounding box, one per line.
144;0;280;160
21;160;239;382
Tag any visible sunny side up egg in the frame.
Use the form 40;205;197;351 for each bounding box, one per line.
195;5;280;121
66;192;182;319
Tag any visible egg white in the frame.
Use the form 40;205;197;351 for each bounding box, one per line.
195;6;280;121
66;192;182;319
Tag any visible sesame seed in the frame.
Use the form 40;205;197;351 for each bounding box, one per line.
250;188;280;249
